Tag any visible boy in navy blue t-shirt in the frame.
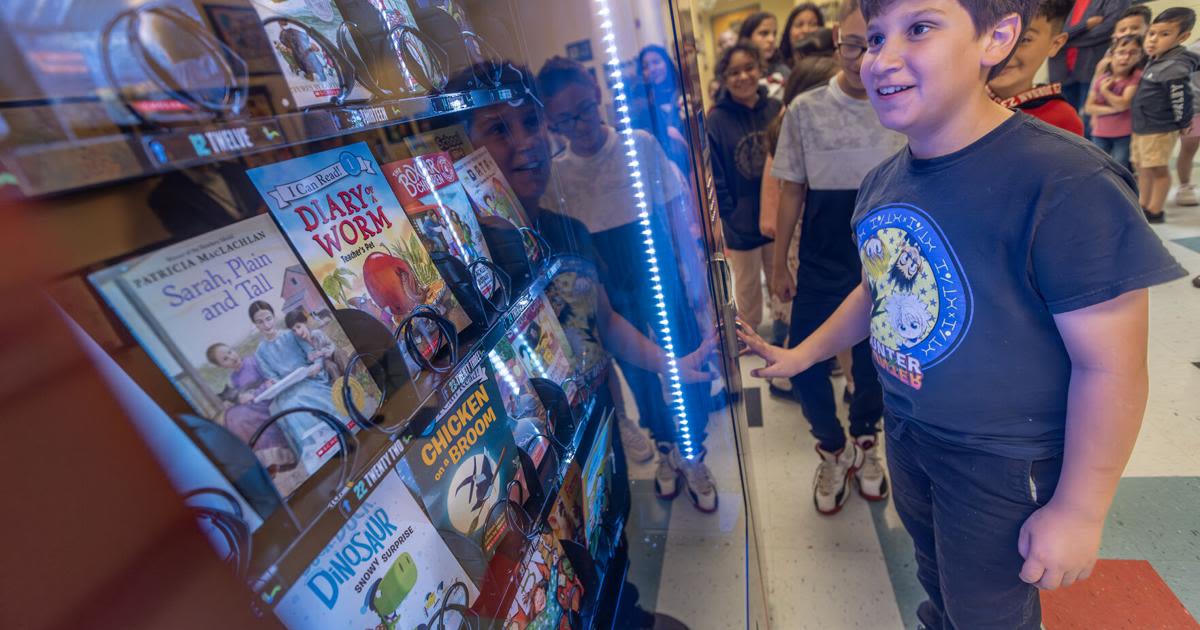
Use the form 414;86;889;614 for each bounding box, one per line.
738;0;1187;627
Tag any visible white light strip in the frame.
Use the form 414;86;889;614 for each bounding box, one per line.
593;0;695;459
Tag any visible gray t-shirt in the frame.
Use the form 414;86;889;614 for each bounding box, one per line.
771;76;905;190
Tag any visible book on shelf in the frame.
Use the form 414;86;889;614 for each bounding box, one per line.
88;214;380;498
454;147;537;249
383;151;495;297
397;363;521;580
272;469;479;629
246;141;471;368
247;0;371;107
506;295;580;403
332;0;435;96
580;411;613;558
403;124;475;162
488;337;552;467
548;461;587;550
496;532;585;629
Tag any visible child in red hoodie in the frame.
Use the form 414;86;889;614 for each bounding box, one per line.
989;0;1084;135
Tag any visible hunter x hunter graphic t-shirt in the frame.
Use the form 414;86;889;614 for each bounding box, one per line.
852;113;1186;458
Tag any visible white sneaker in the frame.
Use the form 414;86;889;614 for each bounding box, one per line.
654;442;683;500
1177;184;1199;206
617;412;655;464
813;442;862;515
681;452;718;513
854;434;889;501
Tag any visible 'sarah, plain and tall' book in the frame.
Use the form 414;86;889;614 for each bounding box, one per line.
89;214;380;497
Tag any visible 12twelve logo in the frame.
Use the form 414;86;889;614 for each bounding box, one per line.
856;204;973;390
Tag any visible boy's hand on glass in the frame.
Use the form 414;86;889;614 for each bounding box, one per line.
770;267;796;301
1017;500;1103;590
735;317;808;378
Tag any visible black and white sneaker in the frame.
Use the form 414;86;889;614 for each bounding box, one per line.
813;442;862;515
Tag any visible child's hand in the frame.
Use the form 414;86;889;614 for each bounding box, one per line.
735;317;808;378
1017;500;1103;590
237;392;255;404
770;267;796;301
307;350;321;361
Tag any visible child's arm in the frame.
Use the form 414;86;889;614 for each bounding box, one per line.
737;276;873;377
1083;88;1119;117
1017;289;1149;591
759;155;781;239
771;180;806;301
1098;81;1136;111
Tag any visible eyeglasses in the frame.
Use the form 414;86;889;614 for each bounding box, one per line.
549;100;600;132
837;41;867;61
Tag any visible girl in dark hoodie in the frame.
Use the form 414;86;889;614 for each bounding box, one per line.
706;43;781;331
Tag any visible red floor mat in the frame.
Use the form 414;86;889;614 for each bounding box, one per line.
1041;559;1198;629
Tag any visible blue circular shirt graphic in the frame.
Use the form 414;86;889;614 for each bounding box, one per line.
856;204;973;389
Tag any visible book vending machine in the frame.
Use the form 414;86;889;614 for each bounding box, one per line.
1;0;768;628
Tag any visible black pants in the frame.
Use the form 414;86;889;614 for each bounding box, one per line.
887;418;1063;629
594;218;709;447
787;299;883;452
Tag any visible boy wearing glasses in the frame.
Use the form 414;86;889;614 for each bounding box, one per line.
537;57;721;513
741;0;1185;626
769;0;904;515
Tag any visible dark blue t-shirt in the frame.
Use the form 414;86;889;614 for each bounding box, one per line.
852;113;1187;459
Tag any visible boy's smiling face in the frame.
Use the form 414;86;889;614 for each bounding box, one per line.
862;0;1021;143
988;15;1068;99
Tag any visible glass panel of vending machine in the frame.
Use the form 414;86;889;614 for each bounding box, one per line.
1;0;767;627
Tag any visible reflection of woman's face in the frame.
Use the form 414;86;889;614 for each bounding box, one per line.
213;345;241;369
643;52;668;86
791;10;822;45
252;308;276;335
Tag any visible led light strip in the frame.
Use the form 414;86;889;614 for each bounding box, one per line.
594;1;695;459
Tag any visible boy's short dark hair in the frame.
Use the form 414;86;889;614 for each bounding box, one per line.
860;0;1038;38
284;309;308;329
535;56;595;102
1035;0;1074;33
1119;5;1152;25
715;42;762;79
1153;7;1196;33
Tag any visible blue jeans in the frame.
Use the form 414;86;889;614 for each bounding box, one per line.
1092;135;1132;174
594;217;709;447
787;299;884;452
886;417;1063;630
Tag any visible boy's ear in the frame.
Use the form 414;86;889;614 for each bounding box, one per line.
984;13;1023;73
1049;29;1070;57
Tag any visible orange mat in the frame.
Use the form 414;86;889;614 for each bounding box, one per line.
1041;559;1198;629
